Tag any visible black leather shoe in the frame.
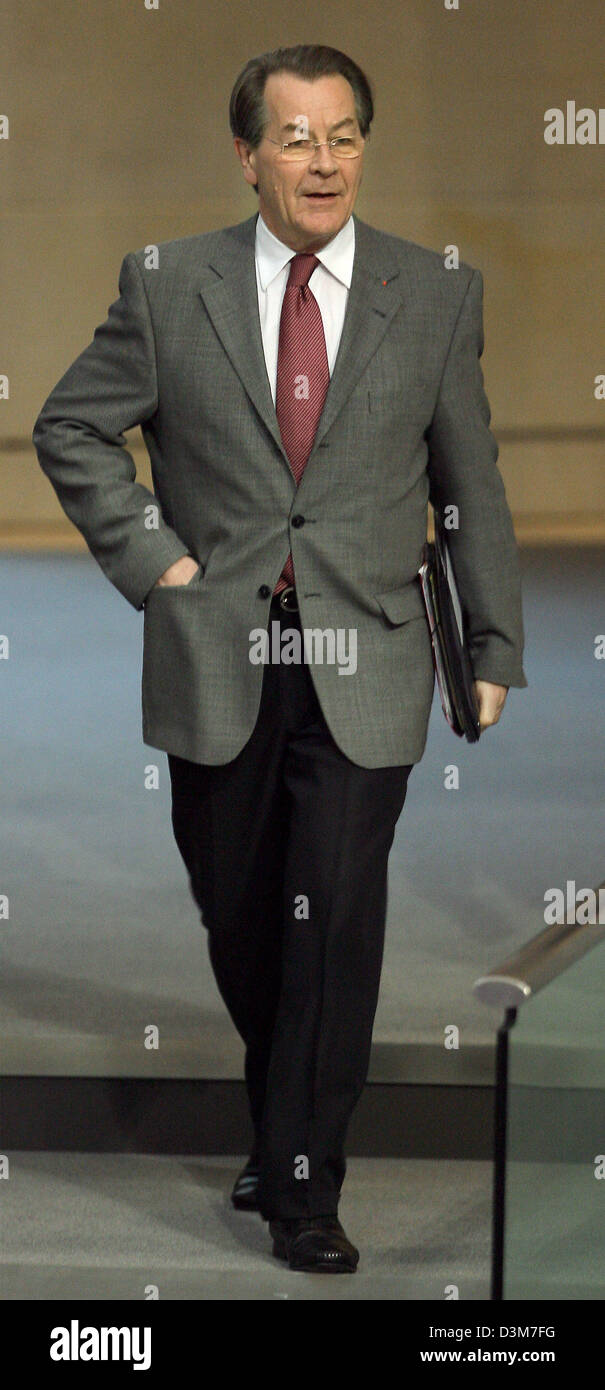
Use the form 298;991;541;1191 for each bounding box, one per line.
269;1216;359;1272
231;1159;259;1210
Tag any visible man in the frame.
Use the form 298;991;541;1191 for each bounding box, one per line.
33;44;526;1275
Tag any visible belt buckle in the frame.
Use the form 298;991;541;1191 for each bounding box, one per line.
279;585;298;613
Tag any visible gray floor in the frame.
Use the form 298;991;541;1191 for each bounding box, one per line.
503;1161;604;1301
0;1153;492;1301
1;545;603;1079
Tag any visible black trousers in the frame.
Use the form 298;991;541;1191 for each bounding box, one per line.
167;595;412;1219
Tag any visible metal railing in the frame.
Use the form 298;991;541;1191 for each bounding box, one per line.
473;882;605;1300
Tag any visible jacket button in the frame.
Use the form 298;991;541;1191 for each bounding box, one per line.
291;514;305;528
258;584;271;599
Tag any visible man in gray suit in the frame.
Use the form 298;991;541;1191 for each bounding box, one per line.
33;44;526;1274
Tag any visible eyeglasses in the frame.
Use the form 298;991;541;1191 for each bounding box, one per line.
265;135;363;162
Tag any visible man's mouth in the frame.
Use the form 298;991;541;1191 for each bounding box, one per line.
303;192;339;200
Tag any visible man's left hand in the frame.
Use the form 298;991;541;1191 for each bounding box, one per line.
473;680;508;730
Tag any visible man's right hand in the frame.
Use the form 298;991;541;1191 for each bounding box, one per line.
153;555;201;588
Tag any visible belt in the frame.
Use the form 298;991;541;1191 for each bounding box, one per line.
272;584;299;613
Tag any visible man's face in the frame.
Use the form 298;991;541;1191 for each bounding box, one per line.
234;72;365;251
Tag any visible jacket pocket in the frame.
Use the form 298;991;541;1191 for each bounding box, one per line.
146;562;205;601
375;581;426;626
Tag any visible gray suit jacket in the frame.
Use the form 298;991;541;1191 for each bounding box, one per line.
33;212;527;767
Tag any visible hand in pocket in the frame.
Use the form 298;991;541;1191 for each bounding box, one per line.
154;556;201;588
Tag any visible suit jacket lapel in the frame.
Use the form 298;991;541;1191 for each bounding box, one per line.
197;211;404;474
197;214;287;457
310;215;403;455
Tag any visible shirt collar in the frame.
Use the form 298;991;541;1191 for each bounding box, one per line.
255;211;355;291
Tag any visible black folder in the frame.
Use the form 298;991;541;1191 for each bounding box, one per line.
418;515;481;742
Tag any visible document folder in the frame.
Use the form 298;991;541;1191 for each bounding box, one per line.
418;516;481;742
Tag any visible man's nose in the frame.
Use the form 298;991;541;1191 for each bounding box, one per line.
307;142;339;174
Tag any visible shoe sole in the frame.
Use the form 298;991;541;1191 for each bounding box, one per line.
272;1235;357;1272
231;1169;260;1210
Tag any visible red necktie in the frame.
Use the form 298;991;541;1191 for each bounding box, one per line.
274;254;330;594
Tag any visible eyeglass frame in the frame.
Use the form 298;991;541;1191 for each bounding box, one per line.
264;133;366;161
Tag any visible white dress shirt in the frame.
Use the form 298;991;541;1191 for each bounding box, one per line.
254;211;355;404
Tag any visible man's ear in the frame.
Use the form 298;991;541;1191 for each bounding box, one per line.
233;138;258;190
